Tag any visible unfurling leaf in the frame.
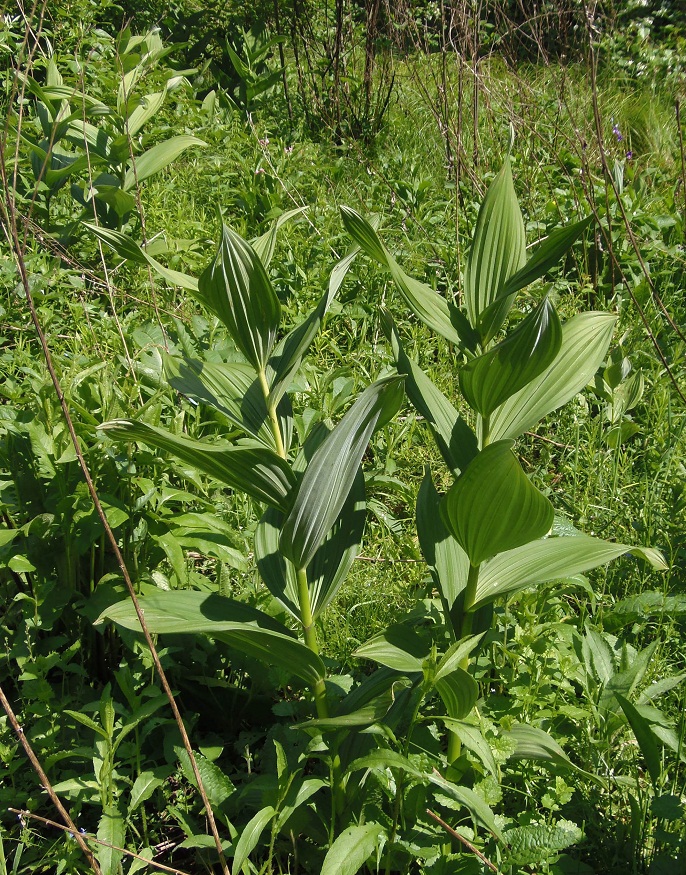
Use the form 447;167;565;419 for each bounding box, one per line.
196;224;281;371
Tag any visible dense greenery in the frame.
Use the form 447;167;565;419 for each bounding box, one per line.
1;1;685;873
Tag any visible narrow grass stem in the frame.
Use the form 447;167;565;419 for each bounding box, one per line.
258;368;286;459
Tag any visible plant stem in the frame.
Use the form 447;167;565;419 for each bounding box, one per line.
447;562;480;765
258;368;286;459
295;565;328;719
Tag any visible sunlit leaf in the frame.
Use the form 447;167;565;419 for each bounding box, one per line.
99;419;296;511
354;624;428;673
490;312;616;441
464;157;526;341
442;441;554;565
459;297;562;417
320;822;386;875
123;135;206;190
196;224;281;371
280;376;404;570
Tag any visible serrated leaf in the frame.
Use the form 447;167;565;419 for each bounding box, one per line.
384;313;478;476
196;224;281;371
464;156;526;341
320;822;386;875
442;441;554;566
96;590;326;685
99;419;296;511
504;821;583;868
129;771;165;810
460;297;562;417
279;376;403;570
474;533;667;610
123;135;206;189
96;804;124;875
176;748;235;809
490;312;616;440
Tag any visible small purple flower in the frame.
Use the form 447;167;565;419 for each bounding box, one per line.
626;150;633;160
612;123;623;142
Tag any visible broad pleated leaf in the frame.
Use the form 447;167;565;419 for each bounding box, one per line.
459;297;562;417
478;215;593;336
320;822;385;875
490;312;616;441
341;206;463;345
442;441;554;566
123;135;206;190
99;420;296;511
164;354;293;451
251;206;307;267
127;89;166;137
82;222;199;290
266;243;361;408
464;157;526;339
417;469;470;608
256;470;365;621
354;624;429;673
197;224;281;371
434;634;485;682
279;376;404;570
473;533;667;610
435;668;479;720
384;312;478;476
346;750;426;780
97;591;326;685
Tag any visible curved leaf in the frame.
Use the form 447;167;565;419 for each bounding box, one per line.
279;376;404;570
123;135;206;190
341;206;463;345
164;354;293;451
435;667;478;720
233;807;276;872
417;468;470;609
251;206;307;267
384;312;478;476
474;533;667;610
490;312;616;441
99;419;296;511
96;590;326;685
256;469;365;621
429;773;503;840
464;157;526;341
459;296;562;417
196;224;281;371
320;822;385;875
441;441;554;566
354;624;428;673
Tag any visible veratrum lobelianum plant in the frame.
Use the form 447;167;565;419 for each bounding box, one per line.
95;155;667;873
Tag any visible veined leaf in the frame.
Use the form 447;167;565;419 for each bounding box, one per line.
123;135;206;190
416;469;470;609
438;718;498;777
346;750;426;781
126;88;167;137
478;215;593;335
320;822;385;875
616;695;662;790
384;312;478;476
197;224;281;371
96;805;124;875
459;297;562;417
82;222;198;291
96;591;326;685
232;807;276;873
490;312;616;440
473;533;667;610
99;419;296;511
464;156;526;341
256;470;365;621
442;441;554;566
354;624;428;673
434;634;485;682
279;376;404;570
163;354;293;451
435;667;478;720
341;206;462;345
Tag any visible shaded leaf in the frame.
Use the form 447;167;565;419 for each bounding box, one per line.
320;822;385;875
232;806;276;872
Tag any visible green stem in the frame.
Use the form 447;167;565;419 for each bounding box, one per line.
258;368;286;459
447;562;481;765
295;565;328;719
